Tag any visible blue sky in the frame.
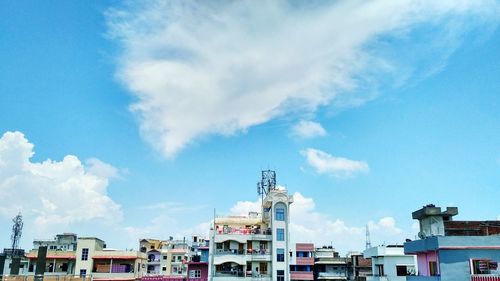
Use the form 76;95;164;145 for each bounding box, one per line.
0;1;499;254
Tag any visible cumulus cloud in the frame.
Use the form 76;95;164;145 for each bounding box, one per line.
228;192;408;253
0;131;122;237
106;0;499;157
291;120;327;139
301;148;369;177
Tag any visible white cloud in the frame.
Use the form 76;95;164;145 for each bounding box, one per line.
107;1;499;157
301;148;369;177
291;120;327;139
228;192;408;254
0;131;122;237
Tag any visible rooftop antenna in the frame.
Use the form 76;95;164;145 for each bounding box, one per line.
365;224;372;250
257;170;276;205
11;212;23;258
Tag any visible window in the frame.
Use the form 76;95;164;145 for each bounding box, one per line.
163;255;167;260
277;228;285;241
277;248;285;262
81;248;89;261
396;266;409;276
376;264;384;276
472;259;495;275
429;261;438;276
79;269;87;277
275;206;285;221
162;267;167;272
277;270;284;281
189;269;201;278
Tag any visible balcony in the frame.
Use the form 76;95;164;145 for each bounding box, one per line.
317;272;348;280
471;275;500;281
365;277;407;281
296;257;314;265
212;272;271;281
406;277;441;281
290;271;313;281
92;272;137;280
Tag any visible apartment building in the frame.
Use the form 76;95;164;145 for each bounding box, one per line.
405;205;500;281
289;243;314;281
363;245;417;281
75;237;147;281
26;249;75;276
208;188;293;281
346;252;371;280
314;246;348;281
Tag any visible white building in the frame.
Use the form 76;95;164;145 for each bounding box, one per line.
363;245;417;281
208;188;293;281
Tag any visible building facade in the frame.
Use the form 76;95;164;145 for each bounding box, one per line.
208;188;293;281
289;243;314;281
405;205;500;281
314;246;348;281
363;245;417;281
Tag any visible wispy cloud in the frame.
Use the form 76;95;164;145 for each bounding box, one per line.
301;148;369;177
290;120;327;139
107;1;499;157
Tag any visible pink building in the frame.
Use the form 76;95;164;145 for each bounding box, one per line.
290;243;314;281
187;262;208;281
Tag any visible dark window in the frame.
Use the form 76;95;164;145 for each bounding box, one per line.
429;261;438;276
376;264;384;276
396;266;408;276
277;248;285;262
277;270;284;281
81;248;89;261
80;269;87;277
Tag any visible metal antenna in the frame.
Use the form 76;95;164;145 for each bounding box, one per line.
257;170;276;205
11;212;23;258
365;224;372;249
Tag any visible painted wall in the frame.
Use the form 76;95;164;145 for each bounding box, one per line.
416;251;438;276
439;249;500;281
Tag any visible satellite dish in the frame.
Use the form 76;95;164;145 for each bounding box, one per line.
418;231;427;239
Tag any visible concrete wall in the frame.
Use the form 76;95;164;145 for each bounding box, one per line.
416;251;438;276
439;249;500;281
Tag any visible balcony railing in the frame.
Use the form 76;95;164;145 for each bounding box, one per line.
214;249;271;256
215;228;271;236
215;249;245;255
471;275;500;281
318;272;348;278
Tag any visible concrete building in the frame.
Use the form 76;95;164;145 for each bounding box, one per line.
363;245;417;281
404;205;500;281
33;233;78;252
26;249;75;276
1;249;28;276
75;237;147;281
289;243;314;281
314;246;348;281
346;252;372;280
208;188;293;281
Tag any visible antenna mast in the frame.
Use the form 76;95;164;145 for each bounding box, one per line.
11;212;23;258
257;170;276;204
365;224;372;249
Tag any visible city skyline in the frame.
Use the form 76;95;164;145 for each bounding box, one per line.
1;1;500;255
